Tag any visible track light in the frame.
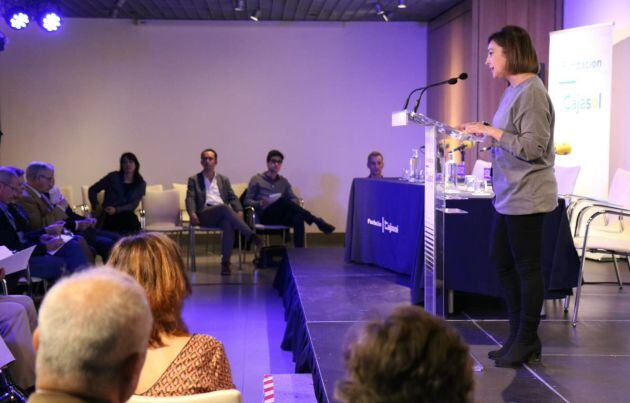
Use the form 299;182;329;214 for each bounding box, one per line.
235;0;245;12
5;7;30;30
250;9;260;21
37;7;62;32
397;0;407;9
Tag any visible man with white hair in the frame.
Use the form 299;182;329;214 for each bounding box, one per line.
29;267;153;403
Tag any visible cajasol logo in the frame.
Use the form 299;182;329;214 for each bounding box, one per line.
367;217;399;234
562;92;602;114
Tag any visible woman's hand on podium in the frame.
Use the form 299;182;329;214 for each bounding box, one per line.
463;122;503;141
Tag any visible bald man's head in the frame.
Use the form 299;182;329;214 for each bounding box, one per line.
35;267;152;402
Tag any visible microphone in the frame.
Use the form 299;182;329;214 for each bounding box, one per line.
555;143;571;155
412;73;468;113
450;140;474;153
480;145;493;152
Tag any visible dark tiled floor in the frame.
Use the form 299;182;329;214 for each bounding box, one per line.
283;247;630;403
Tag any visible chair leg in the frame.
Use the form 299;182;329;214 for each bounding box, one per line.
189;227;196;272
612;254;623;289
563;295;570;312
238;234;242;270
573;244;590;327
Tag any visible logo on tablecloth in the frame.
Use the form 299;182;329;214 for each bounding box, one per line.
367;217;399;234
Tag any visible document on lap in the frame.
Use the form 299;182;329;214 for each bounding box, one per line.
0;245;37;275
268;193;282;204
46;234;74;255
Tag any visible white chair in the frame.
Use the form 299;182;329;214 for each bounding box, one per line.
127;389;242;403
172;183;190;225
141;190;185;238
471;159;491;181
59;185;74;207
554;165;580;196
146;184;164;192
231;183;248;200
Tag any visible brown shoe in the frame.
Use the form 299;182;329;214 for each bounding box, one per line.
220;262;231;275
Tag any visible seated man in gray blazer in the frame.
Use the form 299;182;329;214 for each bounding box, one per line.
186;148;260;275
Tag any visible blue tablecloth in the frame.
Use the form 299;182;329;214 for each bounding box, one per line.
345;178;580;303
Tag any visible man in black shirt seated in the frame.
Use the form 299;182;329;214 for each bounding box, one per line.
244;149;335;248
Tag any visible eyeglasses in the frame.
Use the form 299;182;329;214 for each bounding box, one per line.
38;174;54;182
201;157;215;161
269;159;283;164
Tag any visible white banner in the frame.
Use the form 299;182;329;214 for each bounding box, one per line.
549;23;613;198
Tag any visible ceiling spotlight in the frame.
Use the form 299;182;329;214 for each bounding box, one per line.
397;0;407;9
6;7;30;30
37;4;62;32
235;0;245;11
250;9;260;21
374;3;385;16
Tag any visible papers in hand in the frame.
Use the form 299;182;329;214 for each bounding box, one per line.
268;193;282;204
46;235;74;256
0;245;37;275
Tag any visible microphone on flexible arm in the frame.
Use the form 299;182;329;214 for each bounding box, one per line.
412;73;468;113
450;140;474;153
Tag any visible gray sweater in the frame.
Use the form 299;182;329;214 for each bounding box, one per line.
491;75;558;215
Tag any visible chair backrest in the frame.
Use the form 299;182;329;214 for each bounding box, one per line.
142;190;181;227
146;184;164;192
127;389;242;403
82;185;104;205
59;186;74;206
608;168;630;208
231;183;247;199
172;183;187;210
472;159;491;181
554;165;581;195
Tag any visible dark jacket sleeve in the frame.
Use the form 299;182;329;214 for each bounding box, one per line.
89;173;112;210
244;176;261;210
185;176;198;215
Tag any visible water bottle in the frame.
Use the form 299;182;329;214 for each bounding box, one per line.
409;149;419;182
446;158;457;188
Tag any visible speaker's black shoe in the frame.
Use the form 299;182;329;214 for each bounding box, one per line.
314;218;335;234
494;337;541;367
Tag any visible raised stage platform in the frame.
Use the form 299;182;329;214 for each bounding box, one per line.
275;247;630;403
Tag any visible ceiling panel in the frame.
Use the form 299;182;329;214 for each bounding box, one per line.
53;0;463;21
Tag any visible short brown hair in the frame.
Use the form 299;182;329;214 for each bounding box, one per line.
488;25;539;75
367;151;383;164
108;232;191;347
335;305;474;403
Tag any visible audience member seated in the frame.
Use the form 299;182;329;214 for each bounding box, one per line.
29;267;152;403
367;151;384;179
108;232;235;396
244;149;335;248
89;152;146;235
18;161;119;261
0;168;89;284
0;268;36;394
186;148;260;275
335;305;474;403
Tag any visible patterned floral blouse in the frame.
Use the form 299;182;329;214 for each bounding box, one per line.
139;334;235;396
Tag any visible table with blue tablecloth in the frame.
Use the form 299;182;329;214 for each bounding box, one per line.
344;178;580;304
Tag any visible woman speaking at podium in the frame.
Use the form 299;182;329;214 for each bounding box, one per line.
462;26;557;367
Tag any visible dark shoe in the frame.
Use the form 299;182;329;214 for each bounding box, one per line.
494;337;541;367
314;217;335;234
488;333;517;359
220;263;231;276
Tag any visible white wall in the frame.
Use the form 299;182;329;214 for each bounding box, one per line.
564;0;630;185
0;19;427;231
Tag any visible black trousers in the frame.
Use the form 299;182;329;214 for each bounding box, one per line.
490;210;545;340
260;197;316;247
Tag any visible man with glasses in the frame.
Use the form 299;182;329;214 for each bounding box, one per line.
0;167;89;287
244;149;335;248
17;162;119;262
186;148;261;275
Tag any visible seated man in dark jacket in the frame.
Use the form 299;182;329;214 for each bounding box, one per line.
18;162;119;262
244;150;335;248
186;148;261;275
0;167;89;289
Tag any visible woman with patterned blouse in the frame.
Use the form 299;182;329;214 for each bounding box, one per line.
108;232;235;396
